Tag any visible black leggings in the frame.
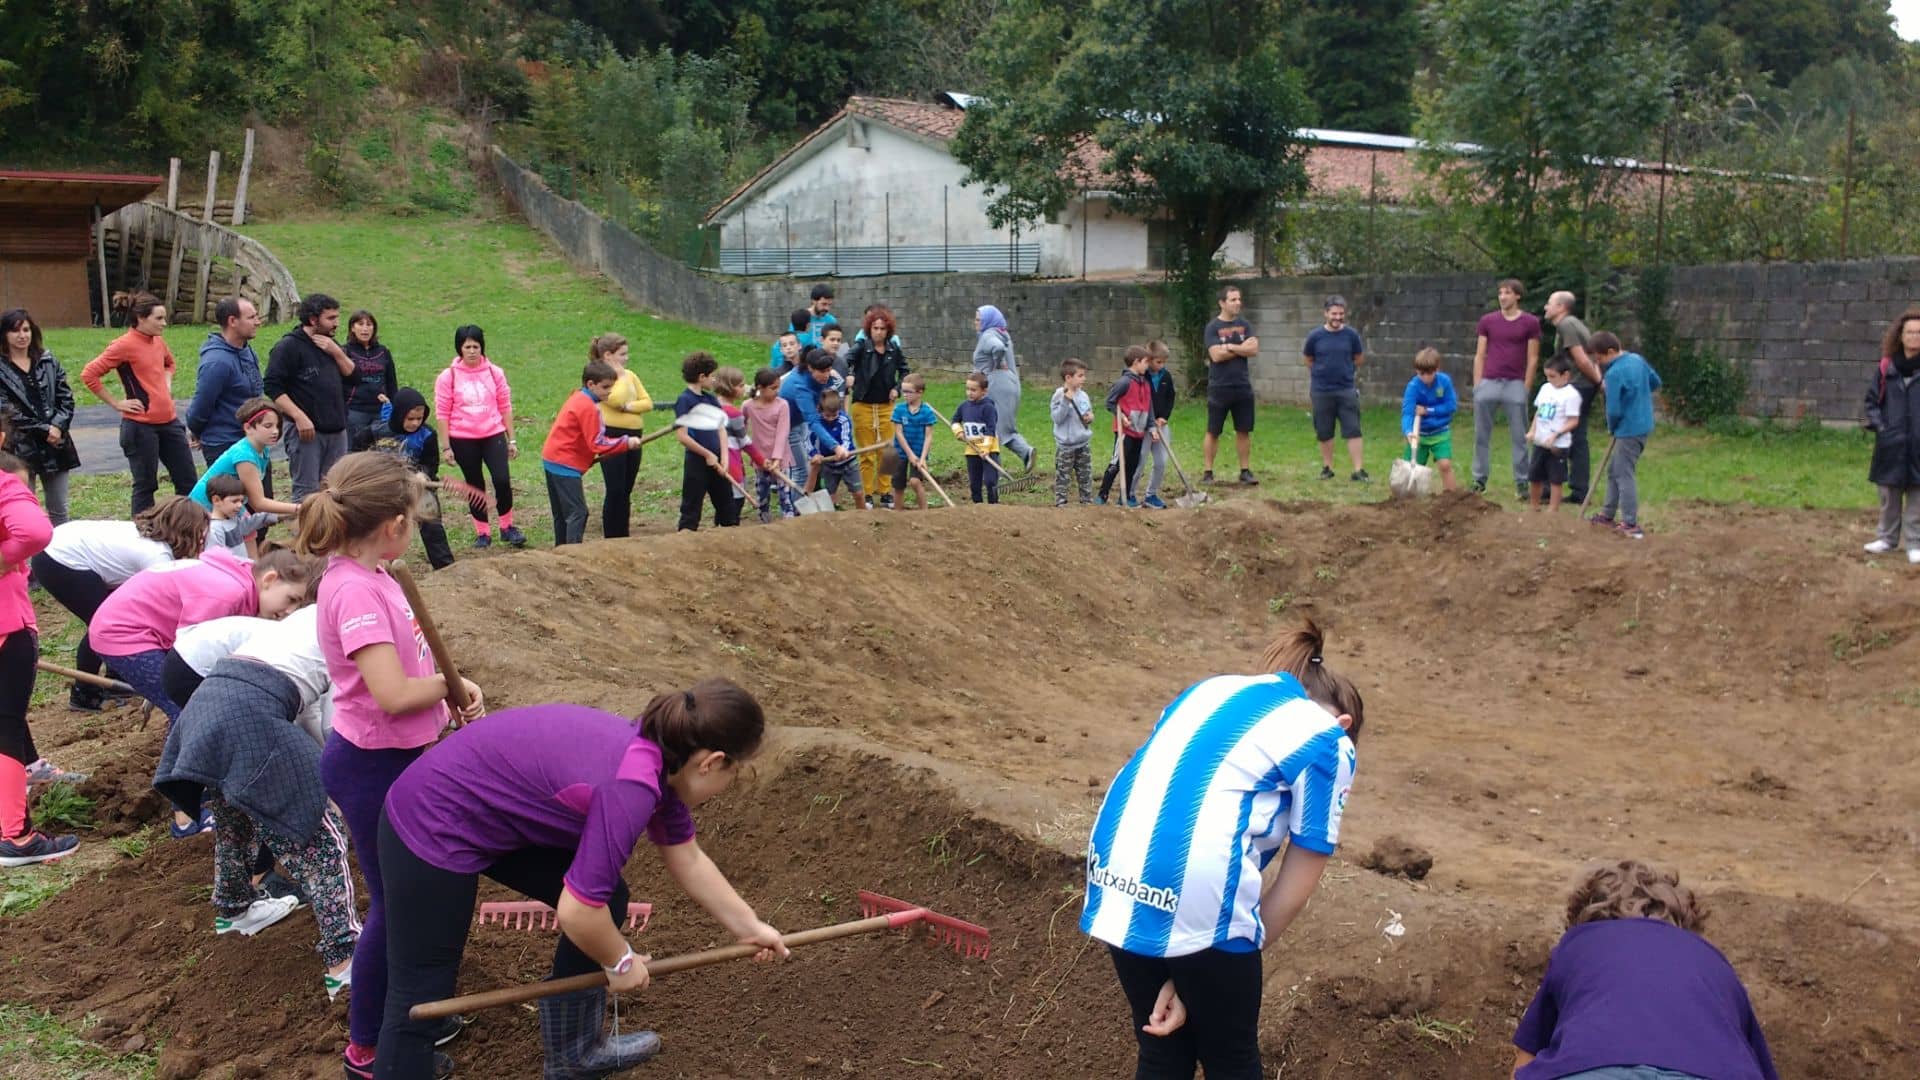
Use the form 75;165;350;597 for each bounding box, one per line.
1108;944;1263;1080
966;455;1000;504
599;435;642;539
1101;437;1145;501
28;555;113;677
0;630;38;767
161;649;204;708
373;811;631;1079
448;433;512;523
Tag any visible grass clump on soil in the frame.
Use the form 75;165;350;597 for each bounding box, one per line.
1397;1014;1477;1049
0;866;75;918
0;1004;156;1079
31;784;94;832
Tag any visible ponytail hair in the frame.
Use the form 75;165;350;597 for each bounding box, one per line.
589;332;627;362
294;452;428;556
252;545;326;604
135;495;211;559
1260;618;1366;741
639;677;766;775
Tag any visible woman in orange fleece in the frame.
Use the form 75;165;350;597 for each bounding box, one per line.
81;293;199;514
541;360;639;546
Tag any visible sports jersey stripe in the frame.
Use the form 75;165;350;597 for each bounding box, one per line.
1082;676;1213;930
1125;682;1290;954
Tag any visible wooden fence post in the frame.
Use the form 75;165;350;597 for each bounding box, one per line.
93;202;110;327
194;151;221;321
233;128;255;226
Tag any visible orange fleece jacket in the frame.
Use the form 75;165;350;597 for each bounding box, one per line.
81;330;178;425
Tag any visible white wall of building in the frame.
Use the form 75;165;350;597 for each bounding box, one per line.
712;121;1010;251
713;120;1262;275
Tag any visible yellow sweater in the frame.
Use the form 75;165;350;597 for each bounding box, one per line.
599;369;653;432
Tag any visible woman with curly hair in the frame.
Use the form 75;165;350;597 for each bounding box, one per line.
1511;859;1778;1080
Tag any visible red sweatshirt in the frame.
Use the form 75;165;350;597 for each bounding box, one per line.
542;388;633;474
1113;371;1154;439
82;330;178;425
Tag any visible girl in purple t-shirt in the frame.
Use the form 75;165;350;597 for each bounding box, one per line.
1513;859;1778;1080
372;682;787;1079
295;452;486;1079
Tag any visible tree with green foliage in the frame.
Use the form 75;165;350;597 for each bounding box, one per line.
953;0;1315;390
1295;0;1420;135
1418;0;1675;287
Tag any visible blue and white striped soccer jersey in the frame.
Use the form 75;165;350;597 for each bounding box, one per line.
1081;672;1356;958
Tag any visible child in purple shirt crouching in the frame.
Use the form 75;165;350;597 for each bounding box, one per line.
1513;859;1777;1080
373;680;790;1080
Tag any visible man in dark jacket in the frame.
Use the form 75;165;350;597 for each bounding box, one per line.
264;293;352;500
187;297;273;513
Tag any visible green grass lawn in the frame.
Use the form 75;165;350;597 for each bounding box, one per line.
34;211;1878;550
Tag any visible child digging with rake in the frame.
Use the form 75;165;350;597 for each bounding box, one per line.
296;452;485;1080
372;683;789;1079
1083;619;1363;1080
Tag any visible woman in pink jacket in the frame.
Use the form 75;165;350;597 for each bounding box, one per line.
0;436;70;866
433;325;522;548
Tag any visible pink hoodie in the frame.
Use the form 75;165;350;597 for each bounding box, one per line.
434;357;513;440
89;548;258;656
0;472;52;638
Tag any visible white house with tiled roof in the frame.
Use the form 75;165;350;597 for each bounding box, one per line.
702;94;1425;278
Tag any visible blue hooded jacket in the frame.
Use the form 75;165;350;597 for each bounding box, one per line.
188;332;265;450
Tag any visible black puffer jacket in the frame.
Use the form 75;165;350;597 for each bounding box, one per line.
1866;354;1920;488
0;350;80;475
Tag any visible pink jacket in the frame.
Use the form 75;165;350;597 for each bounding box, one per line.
434;358;512;440
89;548;258;656
743;397;791;467
0;472;52;637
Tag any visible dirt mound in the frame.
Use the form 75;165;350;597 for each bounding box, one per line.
74;724;169;837
9;497;1920;1076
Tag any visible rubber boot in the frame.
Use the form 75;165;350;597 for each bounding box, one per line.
539;987;660;1080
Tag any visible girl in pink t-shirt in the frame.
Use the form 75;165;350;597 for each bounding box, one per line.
91;544;318;836
0;445;66;867
431;325;521;548
293;451;484;1078
90;546;317;723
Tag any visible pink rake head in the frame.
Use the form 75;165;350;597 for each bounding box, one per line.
476;901;651;932
857;890;992;959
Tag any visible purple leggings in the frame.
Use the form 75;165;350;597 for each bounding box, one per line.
320;733;427;1049
96;647;182;723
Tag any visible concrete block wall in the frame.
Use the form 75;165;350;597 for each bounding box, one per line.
495;148;1919;422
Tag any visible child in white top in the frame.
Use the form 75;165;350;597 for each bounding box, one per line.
1528;357;1582;511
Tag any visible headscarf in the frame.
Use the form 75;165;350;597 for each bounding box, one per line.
976;305;1014;374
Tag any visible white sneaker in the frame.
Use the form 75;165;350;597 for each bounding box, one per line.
1865;539;1895;554
215;895;299;937
1909;549;1920;565
324;962;352;1002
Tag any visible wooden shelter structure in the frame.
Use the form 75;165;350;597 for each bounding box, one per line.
0;170;161;327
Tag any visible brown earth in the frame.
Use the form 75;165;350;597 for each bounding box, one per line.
7;496;1920;1077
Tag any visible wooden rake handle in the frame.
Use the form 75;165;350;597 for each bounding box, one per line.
410;912;906;1020
386;560;472;720
923;405;1015;480
35;660;136;694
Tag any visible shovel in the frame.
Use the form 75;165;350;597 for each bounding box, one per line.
410;890;989;1020
794;441;893;514
1160;436;1209;508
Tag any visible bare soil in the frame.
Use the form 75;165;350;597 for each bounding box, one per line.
8;497;1919;1077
